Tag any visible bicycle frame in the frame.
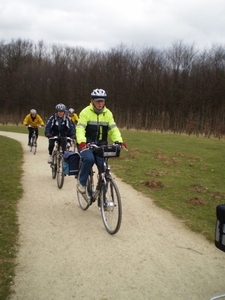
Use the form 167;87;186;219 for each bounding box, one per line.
87;157;111;204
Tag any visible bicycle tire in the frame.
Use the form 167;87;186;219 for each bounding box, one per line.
29;137;33;152
100;178;122;235
73;140;77;152
32;135;37;155
57;155;64;189
51;152;57;179
77;173;90;210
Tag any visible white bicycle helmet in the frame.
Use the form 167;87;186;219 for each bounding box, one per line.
68;108;74;114
55;103;66;111
91;89;107;100
30;109;37;114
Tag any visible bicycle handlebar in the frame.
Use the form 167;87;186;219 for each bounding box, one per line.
28;125;44;128
87;142;128;151
49;136;72;141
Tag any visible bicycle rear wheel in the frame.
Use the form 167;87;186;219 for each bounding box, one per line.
57;155;64;189
77;173;91;210
100;178;122;235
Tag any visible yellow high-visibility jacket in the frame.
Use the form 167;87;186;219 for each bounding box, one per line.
76;103;123;146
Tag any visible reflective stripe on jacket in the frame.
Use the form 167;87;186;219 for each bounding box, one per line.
76;104;123;145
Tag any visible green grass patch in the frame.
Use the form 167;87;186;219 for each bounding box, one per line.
110;130;225;242
0;125;45;136
0;135;23;300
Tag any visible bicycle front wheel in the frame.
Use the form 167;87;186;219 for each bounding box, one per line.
100;178;122;235
51;152;57;179
77;173;90;210
57;155;64;189
32;136;37;155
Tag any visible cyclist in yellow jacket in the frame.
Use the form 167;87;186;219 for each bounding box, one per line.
68;108;79;126
76;88;127;194
23;109;44;146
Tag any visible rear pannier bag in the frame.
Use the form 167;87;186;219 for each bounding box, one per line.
63;151;80;176
215;204;225;252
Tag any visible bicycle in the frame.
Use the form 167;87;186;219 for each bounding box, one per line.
49;136;72;189
72;138;78;152
77;143;127;235
28;125;38;155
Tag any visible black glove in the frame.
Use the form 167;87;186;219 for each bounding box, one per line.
46;133;52;138
70;135;75;140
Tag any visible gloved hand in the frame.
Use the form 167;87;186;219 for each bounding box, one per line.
115;141;127;149
78;142;87;150
70;135;75;140
121;142;127;149
46;133;52;138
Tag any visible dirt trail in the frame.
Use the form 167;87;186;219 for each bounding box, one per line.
1;131;225;300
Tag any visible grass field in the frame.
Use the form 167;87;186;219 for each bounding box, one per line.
0;125;224;299
110;129;225;242
0;134;23;300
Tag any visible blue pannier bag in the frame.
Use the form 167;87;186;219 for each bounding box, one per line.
63;151;80;176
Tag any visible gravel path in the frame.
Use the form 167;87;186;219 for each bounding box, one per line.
1;131;225;300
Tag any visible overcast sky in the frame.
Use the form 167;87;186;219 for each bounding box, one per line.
1;0;225;51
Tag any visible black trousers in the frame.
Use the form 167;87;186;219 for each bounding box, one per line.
48;138;67;155
28;127;38;142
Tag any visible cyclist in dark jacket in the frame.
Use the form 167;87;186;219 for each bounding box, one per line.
45;103;75;164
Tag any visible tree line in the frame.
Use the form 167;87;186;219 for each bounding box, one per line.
0;38;225;138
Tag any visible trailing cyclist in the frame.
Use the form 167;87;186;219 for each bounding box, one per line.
68;108;79;126
76;88;127;194
45;103;75;164
23;109;44;146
